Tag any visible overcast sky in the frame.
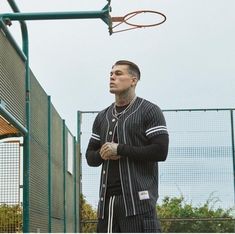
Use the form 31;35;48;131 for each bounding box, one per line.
1;0;235;135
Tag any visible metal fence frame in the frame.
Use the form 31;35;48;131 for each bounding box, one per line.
0;20;80;233
78;108;235;231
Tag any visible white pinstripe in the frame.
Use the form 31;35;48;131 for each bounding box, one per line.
107;196;115;233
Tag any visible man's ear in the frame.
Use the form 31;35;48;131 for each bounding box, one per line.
132;77;138;86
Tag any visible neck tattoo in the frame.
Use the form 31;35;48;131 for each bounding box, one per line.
113;96;137;118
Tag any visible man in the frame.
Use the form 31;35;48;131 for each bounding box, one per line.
86;60;169;233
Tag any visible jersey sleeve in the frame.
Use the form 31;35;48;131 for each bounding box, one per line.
90;113;101;144
144;104;168;139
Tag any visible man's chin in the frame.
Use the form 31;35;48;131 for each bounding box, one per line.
109;89;117;94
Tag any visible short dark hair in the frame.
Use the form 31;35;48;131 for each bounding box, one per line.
114;60;141;80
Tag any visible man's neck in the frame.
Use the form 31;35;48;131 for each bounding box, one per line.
115;92;136;107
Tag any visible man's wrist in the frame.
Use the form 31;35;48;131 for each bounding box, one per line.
117;144;125;156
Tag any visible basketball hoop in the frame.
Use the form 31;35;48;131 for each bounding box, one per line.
109;10;166;34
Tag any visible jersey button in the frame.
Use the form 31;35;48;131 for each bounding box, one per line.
112;118;116;122
109;131;112;135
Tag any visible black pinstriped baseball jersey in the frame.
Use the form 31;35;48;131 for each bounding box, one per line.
89;96;168;218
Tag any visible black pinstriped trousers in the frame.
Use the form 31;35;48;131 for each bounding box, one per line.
97;195;161;233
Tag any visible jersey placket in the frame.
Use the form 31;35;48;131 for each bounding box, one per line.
99;111;118;219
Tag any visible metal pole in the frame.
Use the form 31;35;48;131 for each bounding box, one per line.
230;110;235;232
62;120;67;233
5;1;30;232
77;111;82;232
0;20;26;61
73;137;77;233
230;110;235;203
1;10;109;21
48;96;52;232
0;2;111;27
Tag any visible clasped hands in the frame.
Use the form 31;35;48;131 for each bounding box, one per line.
100;142;120;160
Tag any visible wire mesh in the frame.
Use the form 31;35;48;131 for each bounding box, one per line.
66;129;76;233
29;72;49;233
80;109;235;232
0;24;79;233
0;141;22;233
28;74;79;233
51;105;64;232
0;30;26;128
80;112;100;209
160;110;234;209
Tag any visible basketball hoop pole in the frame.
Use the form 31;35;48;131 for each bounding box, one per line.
0;3;111;26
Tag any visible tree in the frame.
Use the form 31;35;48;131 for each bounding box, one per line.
80;194;97;233
157;195;234;233
0;204;22;233
79;194;234;233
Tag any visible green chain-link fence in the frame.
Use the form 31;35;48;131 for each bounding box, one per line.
79;109;235;232
0;25;80;232
0;141;22;233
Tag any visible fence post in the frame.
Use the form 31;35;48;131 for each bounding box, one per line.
48;96;52;232
62;120;67;232
73;136;77;232
77;111;82;232
230;110;235;232
231;110;235;203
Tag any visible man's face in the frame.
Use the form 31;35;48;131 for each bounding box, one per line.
109;65;137;94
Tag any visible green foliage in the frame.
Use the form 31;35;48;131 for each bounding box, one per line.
80;194;97;233
0;204;22;233
79;194;235;233
157;195;234;233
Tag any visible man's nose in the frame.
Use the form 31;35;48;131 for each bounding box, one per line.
110;75;115;80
